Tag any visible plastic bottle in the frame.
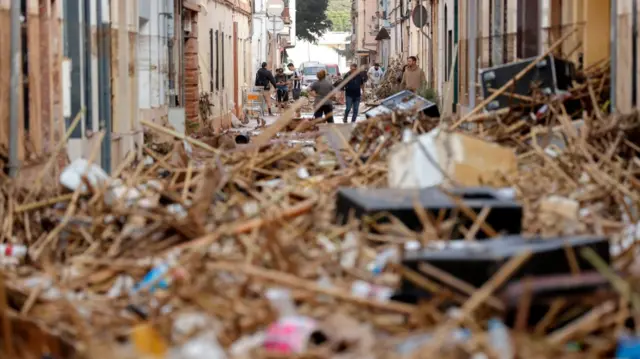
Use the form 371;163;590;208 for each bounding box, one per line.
487;318;514;359
0;244;27;258
133;261;185;294
265;288;297;318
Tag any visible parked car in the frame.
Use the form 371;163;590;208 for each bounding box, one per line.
299;62;327;90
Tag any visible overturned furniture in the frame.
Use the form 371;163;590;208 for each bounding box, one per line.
364;90;440;118
395;235;610;304
335;186;522;238
479;55;576;112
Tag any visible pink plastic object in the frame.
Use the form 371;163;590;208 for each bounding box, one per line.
263;316;318;354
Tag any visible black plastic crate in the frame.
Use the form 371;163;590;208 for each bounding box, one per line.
335;186;522;239
480;55;576;112
396;235;610;303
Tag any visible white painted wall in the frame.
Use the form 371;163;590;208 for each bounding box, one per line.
252;11;269;71
252;0;297;72
138;0;169;111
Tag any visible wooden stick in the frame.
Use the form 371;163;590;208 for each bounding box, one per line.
15;193;74;213
167;196;318;253
140;119;222;155
416;251;532;357
207;261;416;314
251;99;307;146
546;301;616;345
451;27;578;129
417;262;504;311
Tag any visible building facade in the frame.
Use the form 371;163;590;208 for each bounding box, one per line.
0;0;144;173
252;0;296;71
193;0;252;130
351;0;378;65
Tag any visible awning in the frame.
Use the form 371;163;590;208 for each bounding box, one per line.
356;48;375;54
375;27;391;41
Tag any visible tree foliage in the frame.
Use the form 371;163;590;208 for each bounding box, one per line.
296;0;332;42
326;10;351;32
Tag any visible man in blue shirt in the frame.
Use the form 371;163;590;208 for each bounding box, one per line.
342;63;364;123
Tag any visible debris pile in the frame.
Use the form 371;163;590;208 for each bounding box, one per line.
374;57;405;100
2;54;640;359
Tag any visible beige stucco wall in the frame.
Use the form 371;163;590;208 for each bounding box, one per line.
198;0;252;129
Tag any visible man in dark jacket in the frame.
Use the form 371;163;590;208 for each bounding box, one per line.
342;63;365;123
255;62;277;116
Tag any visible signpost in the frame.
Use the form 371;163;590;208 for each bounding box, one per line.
266;0;284;68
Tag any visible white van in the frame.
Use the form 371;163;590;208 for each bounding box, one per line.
298;62;327;90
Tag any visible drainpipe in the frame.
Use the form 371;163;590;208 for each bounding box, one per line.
168;0;176;107
98;0;112;173
468;0;476;109
610;0;617;112
632;0;637;107
8;0;21;177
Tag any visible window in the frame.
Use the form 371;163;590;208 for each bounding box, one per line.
63;0;83;138
517;0;539;58
209;29;214;91
302;67;324;76
215;30;219;90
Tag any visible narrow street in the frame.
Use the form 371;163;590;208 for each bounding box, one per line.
0;0;639;358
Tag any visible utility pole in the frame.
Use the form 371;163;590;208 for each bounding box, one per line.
633;0;637;107
9;0;21;177
610;0;617;112
272;16;278;68
468;0;477;110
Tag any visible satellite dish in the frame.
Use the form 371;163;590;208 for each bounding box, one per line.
412;5;429;28
267;17;285;32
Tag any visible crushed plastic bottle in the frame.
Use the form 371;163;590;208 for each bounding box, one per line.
265;288;297;318
488;318;514;359
351;280;393;302
169;330;226;359
368;247;398;275
0;244;27;259
133;261;186;294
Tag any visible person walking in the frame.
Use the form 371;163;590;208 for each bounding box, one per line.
368;63;384;87
287;63;302;100
308;70;334;123
400;56;427;92
342;63;365;123
275;68;289;110
255;62;276;116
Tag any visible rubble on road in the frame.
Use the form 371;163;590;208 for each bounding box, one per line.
3;54;640;359
374;58;405;100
